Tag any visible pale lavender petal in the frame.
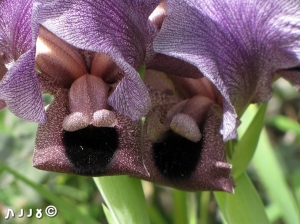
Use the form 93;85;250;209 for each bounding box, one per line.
0;0;33;63
0;50;46;122
33;0;161;120
154;0;300;141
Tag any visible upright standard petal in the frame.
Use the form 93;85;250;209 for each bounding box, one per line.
0;0;46;122
154;0;300;141
33;0;161;120
0;0;33;63
0;50;46;122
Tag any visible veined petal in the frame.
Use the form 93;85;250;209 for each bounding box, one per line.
33;0;161;120
154;0;300;141
0;50;46;122
147;53;202;78
0;0;33;63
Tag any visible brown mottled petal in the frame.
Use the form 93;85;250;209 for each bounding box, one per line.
141;105;234;192
33;89;74;173
33;89;146;177
35;26;87;87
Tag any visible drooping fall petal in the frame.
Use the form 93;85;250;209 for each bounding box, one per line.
154;0;300;141
140;70;233;192
33;0;161;120
33;89;146;177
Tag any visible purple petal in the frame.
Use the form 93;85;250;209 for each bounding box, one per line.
154;0;300;141
147;53;202;78
33;0;161;120
0;49;46;122
0;0;33;63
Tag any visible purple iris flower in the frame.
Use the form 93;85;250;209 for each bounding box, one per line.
34;0;233;191
3;0;299;193
154;0;300;141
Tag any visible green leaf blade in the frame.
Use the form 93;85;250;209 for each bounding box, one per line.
94;176;150;224
232;103;267;178
214;172;270;224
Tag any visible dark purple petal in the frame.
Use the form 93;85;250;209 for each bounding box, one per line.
147;53;202;78
154;0;300;141
33;0;161;120
34;89;147;177
0;0;33;63
0;50;46;122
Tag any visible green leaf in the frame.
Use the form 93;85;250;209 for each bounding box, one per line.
232;103;267;178
94;176;150;224
103;204;116;224
252;128;300;224
0;161;98;224
214;172;270;224
265;115;300;137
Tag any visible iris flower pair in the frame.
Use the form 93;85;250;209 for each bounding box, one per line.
0;0;299;192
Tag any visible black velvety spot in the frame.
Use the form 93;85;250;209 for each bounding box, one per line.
63;126;118;175
153;131;201;181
